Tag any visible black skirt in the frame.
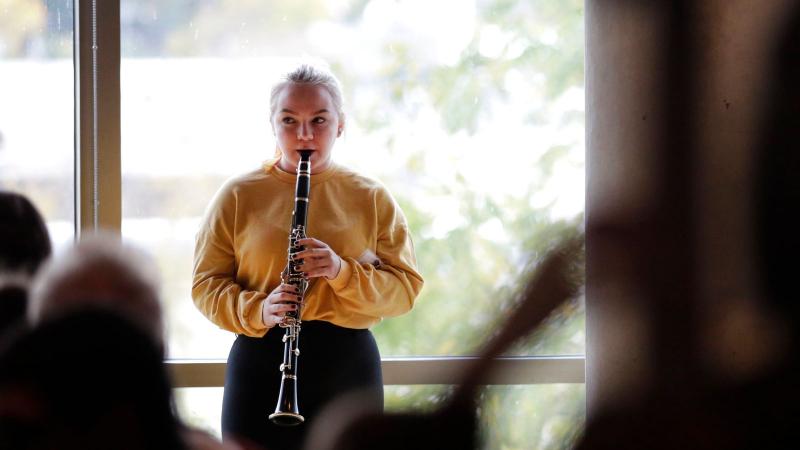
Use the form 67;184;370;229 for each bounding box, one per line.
221;321;383;450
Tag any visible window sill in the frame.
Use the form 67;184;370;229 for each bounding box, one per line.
166;355;585;388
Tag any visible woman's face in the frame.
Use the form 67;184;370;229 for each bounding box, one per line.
272;83;342;174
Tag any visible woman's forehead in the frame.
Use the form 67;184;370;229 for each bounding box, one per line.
276;83;335;112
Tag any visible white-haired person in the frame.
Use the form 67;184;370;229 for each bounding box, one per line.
28;233;164;346
26;233;240;450
192;62;424;450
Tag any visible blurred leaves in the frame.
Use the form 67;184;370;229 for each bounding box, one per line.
0;0;45;57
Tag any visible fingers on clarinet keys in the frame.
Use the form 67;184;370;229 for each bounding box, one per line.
282;283;299;292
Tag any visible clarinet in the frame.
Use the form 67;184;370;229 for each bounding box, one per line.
269;149;312;426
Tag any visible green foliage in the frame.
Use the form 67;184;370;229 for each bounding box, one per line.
356;1;588;447
0;0;72;58
384;384;586;450
482;0;584;100
477;384;585;450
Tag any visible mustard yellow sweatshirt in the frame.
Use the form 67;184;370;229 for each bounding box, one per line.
192;159;424;337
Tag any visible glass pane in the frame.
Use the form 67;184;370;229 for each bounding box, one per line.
175;384;586;448
477;384;585;450
174;387;224;438
386;384;585;449
120;0;584;359
0;0;75;250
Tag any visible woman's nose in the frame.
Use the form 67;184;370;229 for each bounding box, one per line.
297;122;313;140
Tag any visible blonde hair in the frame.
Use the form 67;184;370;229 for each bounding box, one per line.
269;63;345;122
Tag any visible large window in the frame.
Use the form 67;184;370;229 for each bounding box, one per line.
120;0;585;445
118;0;585;359
4;1;586;448
0;0;75;249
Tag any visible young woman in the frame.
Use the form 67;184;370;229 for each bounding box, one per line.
192;63;424;450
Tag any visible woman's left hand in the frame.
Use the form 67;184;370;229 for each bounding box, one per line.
294;237;342;280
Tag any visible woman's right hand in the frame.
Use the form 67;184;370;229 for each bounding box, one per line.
262;283;301;328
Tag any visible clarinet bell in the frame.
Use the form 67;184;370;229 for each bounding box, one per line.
270;374;305;426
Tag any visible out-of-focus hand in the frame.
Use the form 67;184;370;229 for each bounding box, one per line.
262;283;301;328
294;237;342;280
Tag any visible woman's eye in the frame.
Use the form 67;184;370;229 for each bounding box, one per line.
281;117;295;124
312;117;326;124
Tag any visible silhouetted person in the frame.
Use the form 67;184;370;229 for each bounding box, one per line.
0;308;186;450
0;191;52;338
20;234;239;449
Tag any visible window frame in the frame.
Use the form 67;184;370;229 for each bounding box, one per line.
73;0;586;389
75;0;121;235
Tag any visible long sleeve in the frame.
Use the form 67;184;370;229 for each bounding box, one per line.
191;180;269;337
315;186;424;327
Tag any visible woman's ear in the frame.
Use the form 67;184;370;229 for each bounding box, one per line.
337;114;346;137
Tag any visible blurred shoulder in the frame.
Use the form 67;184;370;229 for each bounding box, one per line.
224;167;271;190
213;165;277;199
332;163;391;197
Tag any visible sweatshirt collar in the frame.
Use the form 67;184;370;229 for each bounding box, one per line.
263;158;339;185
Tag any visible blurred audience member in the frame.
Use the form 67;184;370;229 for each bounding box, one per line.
0;191;52;338
28;232;164;346
183;427;244;450
3;234;239;449
0;309;186;449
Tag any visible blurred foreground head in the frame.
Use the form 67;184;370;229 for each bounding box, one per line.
28;232;164;346
0;309;185;450
0;192;52;335
0;191;52;278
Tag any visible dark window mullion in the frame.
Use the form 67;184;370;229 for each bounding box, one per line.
74;0;121;236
